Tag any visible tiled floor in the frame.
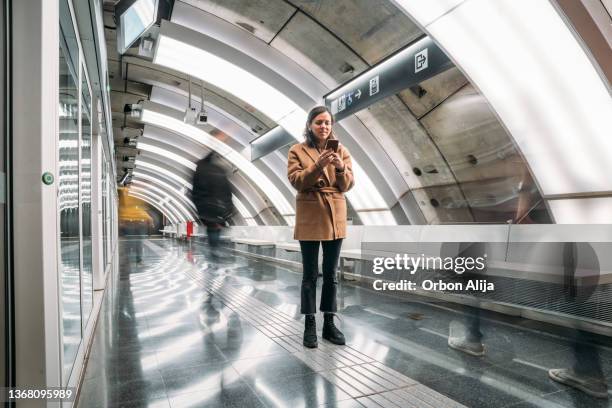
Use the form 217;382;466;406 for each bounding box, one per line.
77;238;612;407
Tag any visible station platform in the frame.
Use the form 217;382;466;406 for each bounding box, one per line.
77;238;612;408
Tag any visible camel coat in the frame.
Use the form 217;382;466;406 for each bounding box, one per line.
287;142;354;241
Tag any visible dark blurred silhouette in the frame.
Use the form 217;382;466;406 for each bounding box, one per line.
445;242;487;357
192;153;234;259
548;242;608;399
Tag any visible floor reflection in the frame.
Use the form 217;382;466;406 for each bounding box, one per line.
60;241;82;381
77;238;612;408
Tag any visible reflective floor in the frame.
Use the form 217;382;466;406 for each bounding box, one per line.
77;238;612;407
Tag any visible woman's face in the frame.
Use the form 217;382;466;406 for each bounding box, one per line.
309;111;332;144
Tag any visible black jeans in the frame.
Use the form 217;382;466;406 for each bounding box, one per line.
299;239;343;314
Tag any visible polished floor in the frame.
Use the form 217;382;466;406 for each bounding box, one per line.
77;238;612;407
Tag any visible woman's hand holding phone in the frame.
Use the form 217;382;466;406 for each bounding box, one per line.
316;150;334;169
331;154;344;171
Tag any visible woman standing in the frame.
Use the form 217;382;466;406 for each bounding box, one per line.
287;106;354;348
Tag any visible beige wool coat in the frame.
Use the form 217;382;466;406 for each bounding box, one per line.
287;141;354;241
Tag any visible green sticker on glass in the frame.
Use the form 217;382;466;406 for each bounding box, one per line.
42;172;54;185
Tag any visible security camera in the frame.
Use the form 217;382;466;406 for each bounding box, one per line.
184;107;196;123
195;109;207;125
124;103;142;118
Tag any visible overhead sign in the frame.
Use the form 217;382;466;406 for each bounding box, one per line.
324;36;452;121
250;126;295;161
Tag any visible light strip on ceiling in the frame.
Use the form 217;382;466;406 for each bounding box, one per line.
232;196;257;226
132;173;197;211
394;0;612;200
547;198;612;224
128;188;183;223
135;160;194;190
130;183;191;220
133;168;187;193
133;167;252;221
141;104;295;220
391;0;466;26
138;142;197;171
131;180;195;220
154;32;304;128
134;169;252;224
130;190;192;222
128;191;179;224
129;186;188;222
133;170;187;195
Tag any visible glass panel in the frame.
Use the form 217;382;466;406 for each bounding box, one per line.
119;0;156;52
80;66;93;330
102;153;107;268
58;23;81;383
0;0;6;389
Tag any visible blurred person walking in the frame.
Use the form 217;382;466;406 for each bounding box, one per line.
192;152;234;259
548;242;608;399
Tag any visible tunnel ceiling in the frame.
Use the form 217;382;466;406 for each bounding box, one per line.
103;0;551;225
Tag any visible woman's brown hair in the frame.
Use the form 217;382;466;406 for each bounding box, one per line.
304;106;335;148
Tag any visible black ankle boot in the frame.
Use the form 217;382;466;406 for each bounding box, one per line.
303;315;318;348
322;313;345;345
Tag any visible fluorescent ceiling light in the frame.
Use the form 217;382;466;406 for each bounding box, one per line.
129;189;181;224
392;0;466;26
276;109;306;140
134;167;250;220
548;198;612;224
129;191;179;224
136;159;193;190
131;175;195;214
129;186;188;222
138;142;197;171
395;0;612;201
130;183;193;220
345;164;392;211
133;168;186;192
154;30;303;125
129;185;177;213
149;87;254;146
141;104;295;219
232;194;257;225
131;180;195;220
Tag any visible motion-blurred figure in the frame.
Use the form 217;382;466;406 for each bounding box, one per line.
549;242;608;399
192;152;234;260
446;241;487;357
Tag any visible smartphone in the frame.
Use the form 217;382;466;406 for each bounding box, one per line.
324;139;339;152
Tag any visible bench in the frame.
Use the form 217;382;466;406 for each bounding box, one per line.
338;249;362;281
230;238;275;246
276;242;300;252
274;244;364;280
160;228;176;237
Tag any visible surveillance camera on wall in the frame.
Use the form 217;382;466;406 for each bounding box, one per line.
195;109;207;125
184;107;196;124
124;103;142;118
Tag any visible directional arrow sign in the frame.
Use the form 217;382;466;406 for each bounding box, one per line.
324;36;452;121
